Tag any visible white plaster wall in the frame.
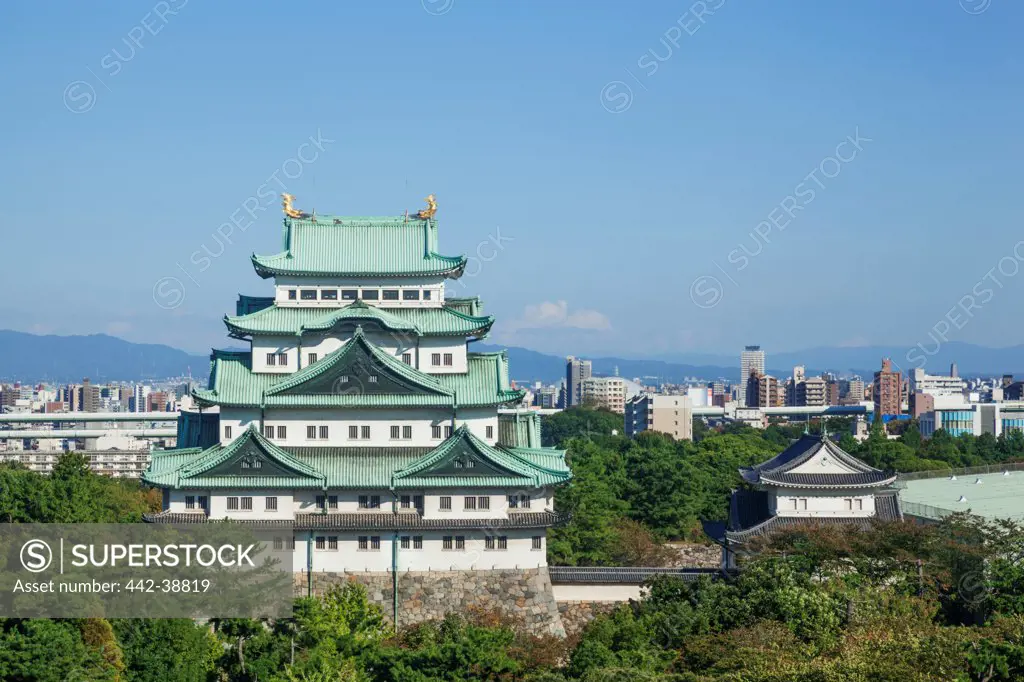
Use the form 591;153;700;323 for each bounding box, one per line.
419;337;468;373
260;408;457;448
293;490;396;514
295;531;546;572
274;275;446;308
219;408;260;445
787;449;863;475
552;584;643;602
421;488;551;521
772;488;876;517
202;489;297;521
252;337;299;373
455;408;499;445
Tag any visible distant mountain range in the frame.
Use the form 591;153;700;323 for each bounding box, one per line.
1;330;1022;386
0;331;208;384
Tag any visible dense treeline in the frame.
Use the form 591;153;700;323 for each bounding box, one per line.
543;408;1024;566
5;516;1024;680
0;452;160;523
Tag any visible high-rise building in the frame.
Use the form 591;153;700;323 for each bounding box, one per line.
847;378;865;402
142;197;572;603
798;377;827;407
81;378;99;413
565;356;592;408
581;376;628;413
908;368;966;398
625;394;693;441
873;359;902;418
739;346;766;406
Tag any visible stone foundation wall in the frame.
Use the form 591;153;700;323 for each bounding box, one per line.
294;567;565;637
558;601;622;636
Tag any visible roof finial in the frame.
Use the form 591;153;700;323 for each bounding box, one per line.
417;194;437;220
282;193;307;219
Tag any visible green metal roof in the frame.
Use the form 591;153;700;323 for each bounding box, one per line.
442;297;484;317
251;216;466;279
143;429;570;490
224;300;493;339
144;425;327;489
193;344;523;410
498;410;543;449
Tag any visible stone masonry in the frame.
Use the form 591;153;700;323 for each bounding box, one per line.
295;567;565;637
558;600;622;637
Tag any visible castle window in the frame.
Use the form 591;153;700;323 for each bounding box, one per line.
307;353;318;365
338;376;349;384
185;496;195;509
348;426;358;439
391;425;400;440
485;536;494;550
266;353;276;367
455;536;465;550
444;426;453;438
224;425;232;439
198;496;208;510
423;290;432;300
265;497;277;511
361;289;379;301
307;426;316;440
442;536;453;550
497;536;507;550
532;536;542;550
227;497;239;511
382;290;399;301
466;459;476;469
315;495;326;511
329;496;338;510
485;426;494;439
263;425;274;438
400;536;410;549
371;536;381;550
400;495;411;509
520;495;531;509
432;425;442;439
439;496;452;511
443;353;453;367
315;536;325;550
322;290;338;301
240;497;252;511
319;425;329;440
431;353;441;366
277;353;288;366
276;426;286;440
413;536;423;549
288;290;297;300
478;496;489;510
856;499;863;510
300;290;317;300
464;496;476;511
273;537;284;550
403;426;412;439
368;375;378;383
361;426;370;440
402;353;412;365
508;495;518;509
844;498;853;511
403;290;420;301
327;536;338;551
342;290;358;300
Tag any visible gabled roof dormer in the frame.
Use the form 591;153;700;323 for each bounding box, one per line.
740;433;896;489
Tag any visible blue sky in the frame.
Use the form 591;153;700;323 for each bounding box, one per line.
1;0;1021;359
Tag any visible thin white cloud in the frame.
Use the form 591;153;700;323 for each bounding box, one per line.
504;300;611;333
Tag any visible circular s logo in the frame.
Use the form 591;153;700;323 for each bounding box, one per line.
20;539;53;573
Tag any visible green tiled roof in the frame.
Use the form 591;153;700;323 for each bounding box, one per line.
144;425;327;489
261;326;454;409
224;300;493;339
251;216;466;279
443;297;484;317
193;351;281;408
193;343;523;410
498;410;543;449
143;429;571;490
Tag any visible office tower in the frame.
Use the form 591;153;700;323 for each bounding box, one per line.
873;358;902;418
739;346;766;406
565;356;592;408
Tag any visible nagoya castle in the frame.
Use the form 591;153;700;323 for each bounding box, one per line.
144;194;572;632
